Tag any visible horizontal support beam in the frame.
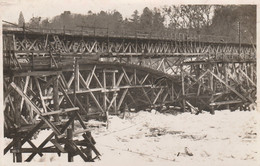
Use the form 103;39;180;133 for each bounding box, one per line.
11;148;63;153
57;128;91;139
41;107;79;116
13;71;62;77
4;50;49;54
210;100;242;106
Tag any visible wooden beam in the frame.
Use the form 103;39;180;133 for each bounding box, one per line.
152;88;164;104
34;77;47;113
137;78;152;105
41;107;79;116
53;76;60;121
25;114;76;161
121;67;132;85
117;89;128;110
4;120;45;156
208;70;247;101
10;82;62;136
86;65;96;88
78;73;105;113
13;71;61;77
210;100;242;106
74;59;80;91
239;69;256;87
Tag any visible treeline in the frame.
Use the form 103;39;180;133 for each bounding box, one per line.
18;5;256;43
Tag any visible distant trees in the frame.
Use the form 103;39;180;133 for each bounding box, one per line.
18;11;25;27
152;8;164;33
162;5;213;33
21;5;255;43
140;7;153;33
210;5;256;43
28;17;41;28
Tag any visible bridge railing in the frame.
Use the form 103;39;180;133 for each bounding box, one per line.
2;24;249;45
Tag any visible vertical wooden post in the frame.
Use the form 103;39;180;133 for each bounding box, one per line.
210;106;215;115
103;71;107;111
171;83;174;101
86;93;90;114
224;63;228;91
181;62;185;112
14;84;22;162
72;58;78;131
250;63;254;82
53;75;60;122
210;67;214;92
112;72;117;114
134;69;137;85
103;71;109;128
67;128;73;162
74;58;79;93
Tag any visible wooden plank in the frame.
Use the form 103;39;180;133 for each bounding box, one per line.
12;50;49;54
13;80;22;162
50;139;66;153
67;73;75;89
34;77;47;113
49;52;59;68
107;93;117;111
186;101;200;114
93;73;103;88
152;88;164;104
117;89;128;110
112;72;117;114
86;65;96;88
210;100;242;106
53;75;60;121
121;67;132;85
116;73;124;86
181;63;185;112
58;128;91;139
19;76;30;113
13;71;62;77
140;74;149;85
41;107;79;116
74;59;80;91
11;148;62;153
27;140;43;157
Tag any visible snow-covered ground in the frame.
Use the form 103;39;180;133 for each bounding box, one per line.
2;109;259;166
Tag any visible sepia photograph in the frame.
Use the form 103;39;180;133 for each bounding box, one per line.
0;0;258;165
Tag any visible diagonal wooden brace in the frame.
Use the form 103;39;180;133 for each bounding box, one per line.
10;82;62;136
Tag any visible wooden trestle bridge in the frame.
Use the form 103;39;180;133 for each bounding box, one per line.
3;24;256;162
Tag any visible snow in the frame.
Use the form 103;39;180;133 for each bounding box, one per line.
2;110;259;166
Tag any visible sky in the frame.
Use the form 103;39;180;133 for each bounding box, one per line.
0;0;258;24
0;0;180;23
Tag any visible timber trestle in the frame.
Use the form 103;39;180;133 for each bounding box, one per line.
3;26;256;162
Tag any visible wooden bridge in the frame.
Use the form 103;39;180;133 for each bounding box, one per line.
3;24;256;162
